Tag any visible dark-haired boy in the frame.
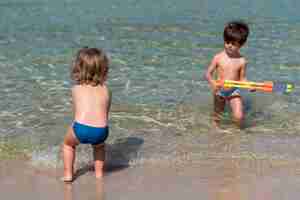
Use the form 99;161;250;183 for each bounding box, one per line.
205;21;251;128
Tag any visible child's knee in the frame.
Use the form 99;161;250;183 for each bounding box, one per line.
93;143;105;151
233;112;243;122
63;144;75;151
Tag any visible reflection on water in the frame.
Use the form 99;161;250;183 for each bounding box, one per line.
205;129;300;200
64;180;104;200
208;130;241;200
0;0;300;170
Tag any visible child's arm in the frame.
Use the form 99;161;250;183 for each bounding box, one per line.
239;59;247;81
107;88;112;115
239;59;255;92
71;87;77;116
205;55;219;93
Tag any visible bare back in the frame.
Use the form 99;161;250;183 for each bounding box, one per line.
72;84;111;127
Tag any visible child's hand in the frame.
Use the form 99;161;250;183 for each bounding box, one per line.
211;80;222;94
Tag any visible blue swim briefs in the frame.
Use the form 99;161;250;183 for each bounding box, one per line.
216;88;241;98
73;121;109;145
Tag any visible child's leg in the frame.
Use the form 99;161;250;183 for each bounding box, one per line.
213;95;226;127
92;143;105;178
229;96;244;128
63;126;80;181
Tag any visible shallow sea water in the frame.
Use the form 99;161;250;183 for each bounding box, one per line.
0;0;300;173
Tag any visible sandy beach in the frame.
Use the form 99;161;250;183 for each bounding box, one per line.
2;155;300;200
1;0;300;199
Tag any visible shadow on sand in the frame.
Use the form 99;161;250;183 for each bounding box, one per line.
73;137;144;179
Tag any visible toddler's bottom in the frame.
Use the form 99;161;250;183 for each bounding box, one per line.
73;121;109;145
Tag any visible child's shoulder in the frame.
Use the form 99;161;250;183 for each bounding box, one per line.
99;83;109;91
238;55;247;65
96;84;110;95
212;51;226;61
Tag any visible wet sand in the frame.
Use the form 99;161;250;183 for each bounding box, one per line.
2;156;300;200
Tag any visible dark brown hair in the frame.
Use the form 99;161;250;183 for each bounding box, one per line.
71;47;109;86
223;21;249;46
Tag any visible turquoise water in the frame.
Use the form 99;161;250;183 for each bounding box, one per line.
1;0;300;166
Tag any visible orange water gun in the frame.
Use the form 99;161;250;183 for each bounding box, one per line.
217;80;294;94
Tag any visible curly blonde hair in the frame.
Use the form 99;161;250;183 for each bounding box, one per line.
71;47;109;86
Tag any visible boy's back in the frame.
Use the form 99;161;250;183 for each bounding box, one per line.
72;84;110;127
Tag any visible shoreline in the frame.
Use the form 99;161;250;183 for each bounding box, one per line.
2;156;300;200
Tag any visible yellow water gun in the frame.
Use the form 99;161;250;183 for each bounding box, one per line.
217;80;294;94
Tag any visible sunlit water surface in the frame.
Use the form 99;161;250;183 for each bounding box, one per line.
1;0;300;171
